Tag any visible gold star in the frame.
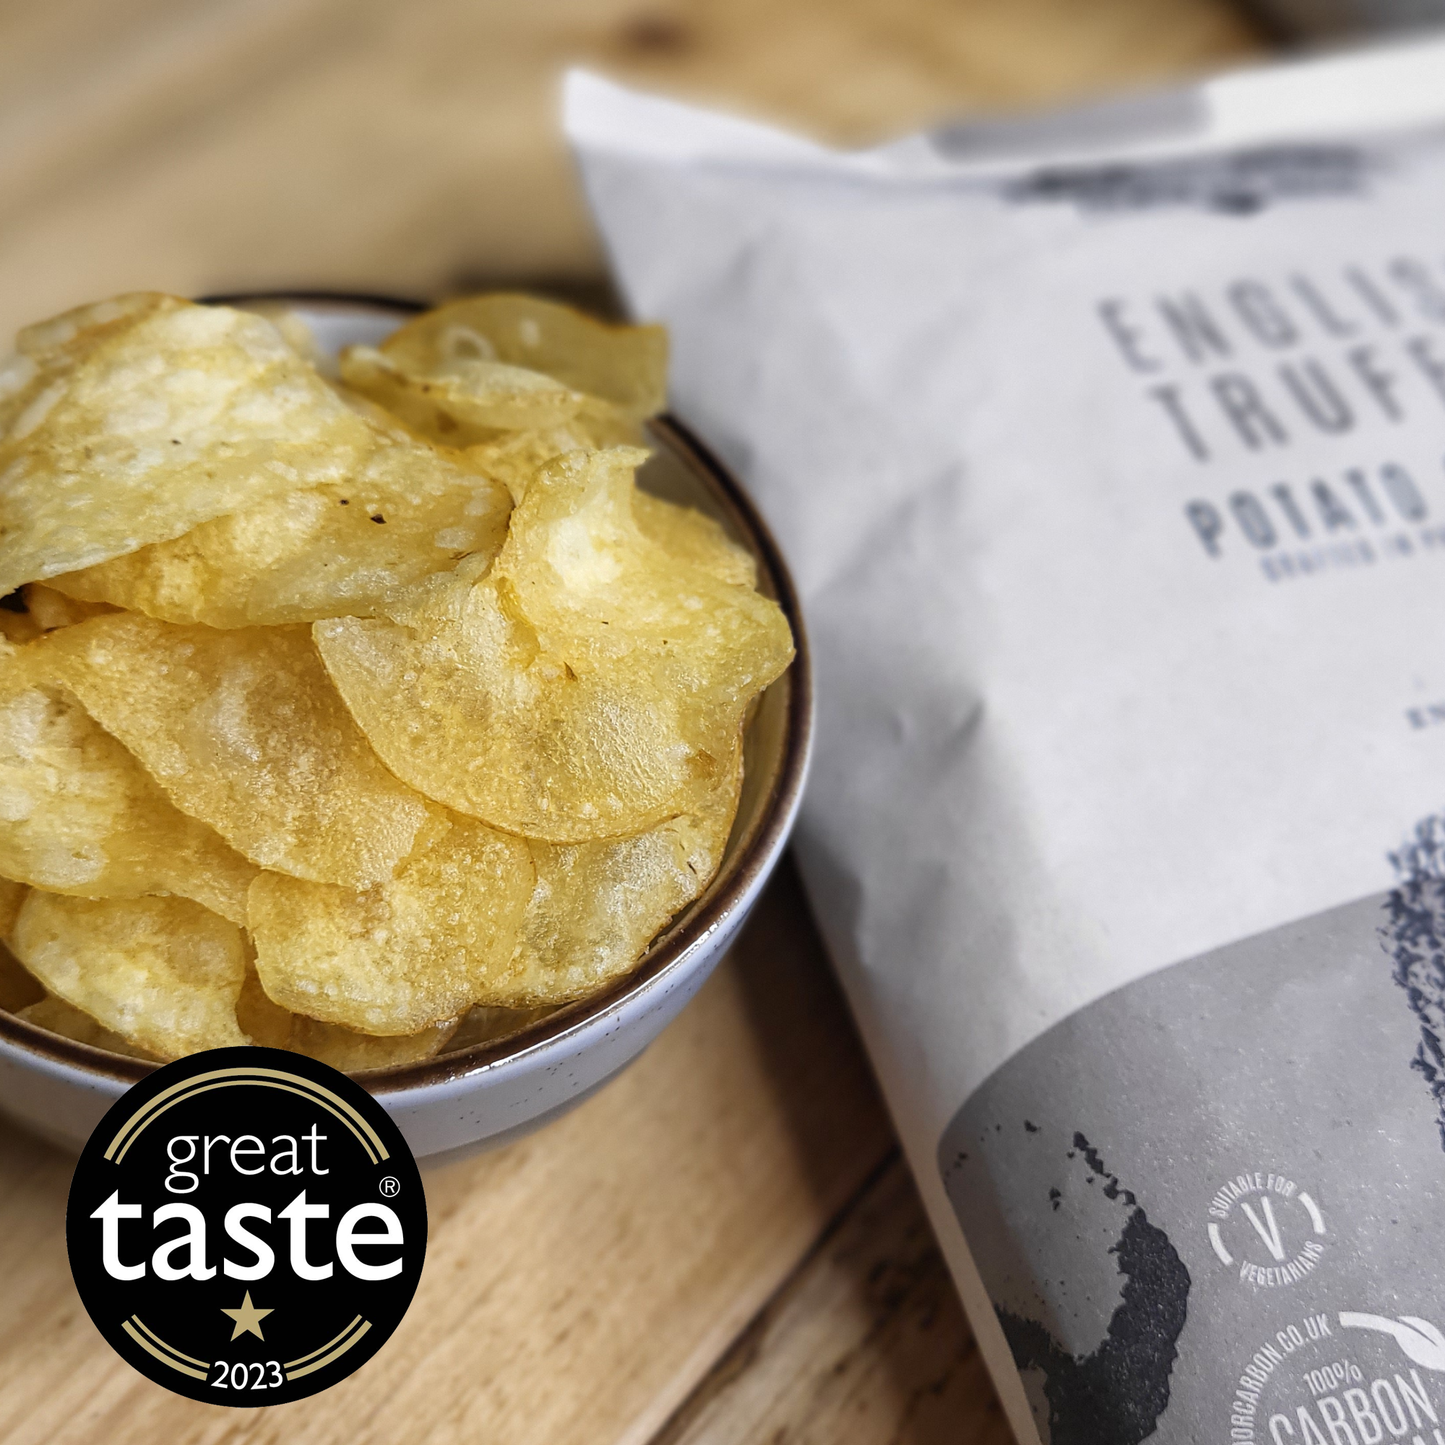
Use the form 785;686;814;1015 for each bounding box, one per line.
221;1291;274;1342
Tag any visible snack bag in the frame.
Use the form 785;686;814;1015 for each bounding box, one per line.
1257;1;1445;38
568;36;1445;1445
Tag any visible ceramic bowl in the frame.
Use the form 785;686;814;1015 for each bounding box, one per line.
0;295;811;1163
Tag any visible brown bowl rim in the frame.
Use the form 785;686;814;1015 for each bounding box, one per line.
0;291;812;1096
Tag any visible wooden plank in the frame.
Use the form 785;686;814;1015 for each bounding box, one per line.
651;1155;1014;1445
0;0;1265;340
0;0;346;216
0;861;896;1445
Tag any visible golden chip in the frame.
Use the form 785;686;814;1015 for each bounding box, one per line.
0;583;118;646
235;966;457;1068
13;293;174;369
25;582;118;630
378;294;667;418
49;424;512;627
339;344;584;442
32;614;436;887
505;449;792;713
11;892;247;1059
232;962;293;1048
236;305;332;374
463;429;593;505
1;952;43;1012
448;1002;557;1050
316;555;714;841
0;607;35;649
319;447;785;840
290;1015;458;1069
0;294;177;439
632;490;758;589
0;297;376;596
507;755;740;1004
0;876;27;941
17;993;156;1059
0;287;785;1063
0;877;41;1011
0;676;256;922
248;815;534;1034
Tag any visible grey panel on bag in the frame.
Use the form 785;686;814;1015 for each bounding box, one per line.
938;885;1445;1444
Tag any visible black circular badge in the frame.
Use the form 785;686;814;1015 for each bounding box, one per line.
66;1047;426;1405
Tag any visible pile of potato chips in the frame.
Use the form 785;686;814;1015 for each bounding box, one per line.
0;292;793;1068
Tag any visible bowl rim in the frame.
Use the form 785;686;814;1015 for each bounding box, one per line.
0;291;812;1096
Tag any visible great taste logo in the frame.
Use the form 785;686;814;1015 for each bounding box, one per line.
1207;1171;1328;1288
66;1047;426;1404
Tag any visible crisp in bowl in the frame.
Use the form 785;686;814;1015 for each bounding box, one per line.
0;295;811;1162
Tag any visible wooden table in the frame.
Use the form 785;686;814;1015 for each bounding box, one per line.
0;3;1265;1440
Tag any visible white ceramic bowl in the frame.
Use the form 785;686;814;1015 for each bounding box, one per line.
0;295;811;1163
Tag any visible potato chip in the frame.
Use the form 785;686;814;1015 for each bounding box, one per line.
0;583;118;646
17;993;157;1059
235;966;457;1068
33;614;435;887
293;1014;458;1069
0;297;376;596
504;450;792;714
232;962;292;1048
0;677;257;922
317;447;784;839
0;604;34;648
0;953;42;1013
463;429;593;505
236;305;332;375
316;445;786;843
248;815;534;1034
0;294;178;440
13;293;176;371
340;344;584;442
0;881;42;1012
378;294;668;418
0;287;775;1064
633;491;758;589
23;583;118;630
49;425;513;627
11;892;247;1059
316;555;715;841
506;754;740;1004
447;1002;557;1050
0;876;27;940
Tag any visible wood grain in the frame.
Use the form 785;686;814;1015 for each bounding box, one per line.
0;861;896;1445
0;0;1265;340
653;1155;1015;1445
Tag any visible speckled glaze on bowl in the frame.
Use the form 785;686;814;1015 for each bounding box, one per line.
0;295;811;1163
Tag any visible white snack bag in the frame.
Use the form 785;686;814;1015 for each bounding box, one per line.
569;38;1445;1445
